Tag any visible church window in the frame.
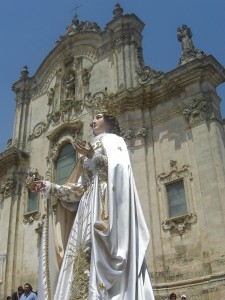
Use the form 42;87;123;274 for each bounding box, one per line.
55;143;76;185
27;190;38;212
166;180;187;218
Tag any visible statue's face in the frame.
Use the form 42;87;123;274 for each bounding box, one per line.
91;113;107;135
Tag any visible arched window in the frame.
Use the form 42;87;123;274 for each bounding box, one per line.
55;143;76;185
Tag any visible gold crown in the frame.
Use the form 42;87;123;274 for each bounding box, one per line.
85;92;120;117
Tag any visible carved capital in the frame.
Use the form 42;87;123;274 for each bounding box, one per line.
162;213;197;236
121;126;148;146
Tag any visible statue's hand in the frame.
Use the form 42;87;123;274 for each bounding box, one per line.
29;180;46;192
74;141;95;159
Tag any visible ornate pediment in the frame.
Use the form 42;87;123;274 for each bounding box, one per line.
157;160;192;191
47;121;83;142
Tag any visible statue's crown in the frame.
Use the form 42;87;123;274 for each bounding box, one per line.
86;92;120;117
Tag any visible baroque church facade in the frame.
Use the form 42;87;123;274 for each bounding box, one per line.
1;4;225;299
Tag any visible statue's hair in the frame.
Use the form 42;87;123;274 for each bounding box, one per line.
101;112;121;136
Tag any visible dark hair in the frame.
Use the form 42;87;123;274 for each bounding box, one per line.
169;293;177;299
24;283;32;291
18;286;24;292
7;297;11;300
102;112;121;136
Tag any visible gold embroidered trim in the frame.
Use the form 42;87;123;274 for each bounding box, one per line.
70;243;90;300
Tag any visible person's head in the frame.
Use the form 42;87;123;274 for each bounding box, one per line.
7;297;11;300
24;283;32;294
17;286;24;295
169;293;177;300
181;295;186;300
91;112;121;136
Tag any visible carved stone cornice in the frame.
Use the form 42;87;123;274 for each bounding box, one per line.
162;213;197;237
0;147;29;173
23;211;41;225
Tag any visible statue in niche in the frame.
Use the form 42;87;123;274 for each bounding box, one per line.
82;68;90;86
64;72;75;99
47;88;55;105
177;24;195;53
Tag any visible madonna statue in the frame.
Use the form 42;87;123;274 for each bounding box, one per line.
31;111;155;300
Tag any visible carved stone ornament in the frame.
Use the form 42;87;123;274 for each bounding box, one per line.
23;211;41;225
162;213;197;236
136;47;144;68
157;160;192;191
120;127;148;146
82;68;91;86
177;24;205;65
113;3;124;18
64;72;75;100
0;254;6;284
183;98;208;125
66;15;101;36
37;63;62;98
112;33;131;49
35;214;46;241
136;66;164;85
0;176;15;198
6;138;18;149
25;168;43;187
28;122;48;141
47;88;55;105
20;65;29;79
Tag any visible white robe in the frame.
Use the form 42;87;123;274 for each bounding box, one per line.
38;133;155;300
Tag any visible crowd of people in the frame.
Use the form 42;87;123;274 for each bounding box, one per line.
7;283;38;300
170;293;187;300
7;288;186;299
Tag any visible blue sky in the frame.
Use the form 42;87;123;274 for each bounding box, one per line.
0;0;225;152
